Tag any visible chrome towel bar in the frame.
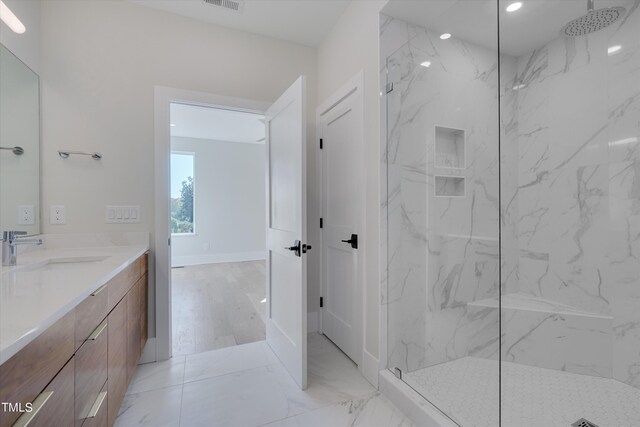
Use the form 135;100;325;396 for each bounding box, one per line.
58;150;102;160
0;146;24;155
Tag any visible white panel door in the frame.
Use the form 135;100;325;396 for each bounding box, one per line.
319;77;363;366
265;76;308;389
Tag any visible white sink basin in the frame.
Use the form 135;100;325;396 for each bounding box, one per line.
11;256;110;273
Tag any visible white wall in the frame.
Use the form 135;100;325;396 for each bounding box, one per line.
39;0;318;337
0;0;40;73
317;0;387;366
170;136;265;267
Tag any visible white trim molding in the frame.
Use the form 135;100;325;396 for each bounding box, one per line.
307;312;319;333
171;251;266;267
362;349;380;388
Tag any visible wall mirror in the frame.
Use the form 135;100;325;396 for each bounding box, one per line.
0;43;40;235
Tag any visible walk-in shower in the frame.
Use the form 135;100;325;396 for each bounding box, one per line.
381;0;640;425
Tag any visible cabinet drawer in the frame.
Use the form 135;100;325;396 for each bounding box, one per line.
139;273;148;354
75;284;108;350
0;310;75;427
107;261;140;312
74;320;108;427
126;281;141;382
81;380;107;427
140;252;148;276
107;298;127;427
12;356;75;427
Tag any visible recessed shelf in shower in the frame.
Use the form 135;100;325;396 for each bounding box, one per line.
435;125;465;169
434;175;465;198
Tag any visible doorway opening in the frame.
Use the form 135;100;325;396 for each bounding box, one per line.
169;102;267;357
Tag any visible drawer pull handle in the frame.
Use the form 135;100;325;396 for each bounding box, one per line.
91;284;107;296
13;391;54;427
86;391;107;419
88;321;107;341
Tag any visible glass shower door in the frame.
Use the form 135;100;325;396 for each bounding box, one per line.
383;1;501;424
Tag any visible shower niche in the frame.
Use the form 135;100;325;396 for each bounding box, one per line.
434;175;465;198
434;125;465;169
434;126;466;197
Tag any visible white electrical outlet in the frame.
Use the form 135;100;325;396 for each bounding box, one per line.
18;205;35;225
50;205;66;224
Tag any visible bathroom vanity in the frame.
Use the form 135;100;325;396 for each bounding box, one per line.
0;245;149;427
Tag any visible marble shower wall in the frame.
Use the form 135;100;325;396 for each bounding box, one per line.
507;0;640;387
382;15;507;373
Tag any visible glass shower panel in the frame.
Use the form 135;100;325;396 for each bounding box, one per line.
383;1;500;424
499;0;640;425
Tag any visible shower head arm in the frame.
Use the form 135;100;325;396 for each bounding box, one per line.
588;0;594;12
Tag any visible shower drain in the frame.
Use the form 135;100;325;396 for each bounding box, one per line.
572;418;600;427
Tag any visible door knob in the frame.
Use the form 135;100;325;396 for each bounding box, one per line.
341;234;358;249
285;240;302;257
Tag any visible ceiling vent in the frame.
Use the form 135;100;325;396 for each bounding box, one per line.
202;0;244;13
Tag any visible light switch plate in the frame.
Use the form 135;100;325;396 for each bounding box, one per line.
106;205;140;224
18;205;35;225
50;205;66;225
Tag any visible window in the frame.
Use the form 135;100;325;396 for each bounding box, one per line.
171;152;195;234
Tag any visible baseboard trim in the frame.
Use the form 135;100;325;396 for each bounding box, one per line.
307;311;318;333
139;337;157;364
172;251;266;267
362;349;379;388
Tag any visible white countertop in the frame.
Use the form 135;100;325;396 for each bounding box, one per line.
0;243;149;365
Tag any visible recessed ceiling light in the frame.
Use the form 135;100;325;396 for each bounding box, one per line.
506;2;523;13
420;61;432;68
0;1;26;34
440;33;451;40
608;45;622;55
170;123;176;127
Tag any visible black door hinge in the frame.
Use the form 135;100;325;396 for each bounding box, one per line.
320;297;323;308
320;218;323;228
319;138;323;149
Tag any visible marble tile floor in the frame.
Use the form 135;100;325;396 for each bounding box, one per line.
404;356;640;427
171;261;267;356
116;333;414;427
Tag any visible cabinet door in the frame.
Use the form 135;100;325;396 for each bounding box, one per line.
139;273;148;354
81;380;107;427
126;280;141;382
107;298;127;426
12;356;75;427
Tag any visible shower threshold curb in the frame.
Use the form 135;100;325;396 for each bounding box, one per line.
379;369;459;427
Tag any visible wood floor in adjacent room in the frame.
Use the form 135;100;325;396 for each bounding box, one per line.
171;260;266;356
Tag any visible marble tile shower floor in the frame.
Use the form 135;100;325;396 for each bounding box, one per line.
404;357;640;427
115;334;414;427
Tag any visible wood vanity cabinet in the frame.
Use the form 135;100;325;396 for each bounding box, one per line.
0;252;149;427
106;298;127;426
16;356;76;427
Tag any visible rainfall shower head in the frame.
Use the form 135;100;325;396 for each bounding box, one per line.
562;0;626;36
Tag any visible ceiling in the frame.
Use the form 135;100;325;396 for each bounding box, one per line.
130;0;351;47
170;103;265;143
382;0;633;57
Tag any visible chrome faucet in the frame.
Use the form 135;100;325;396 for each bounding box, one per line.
2;231;43;266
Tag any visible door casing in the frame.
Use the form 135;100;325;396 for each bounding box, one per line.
154;86;270;362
